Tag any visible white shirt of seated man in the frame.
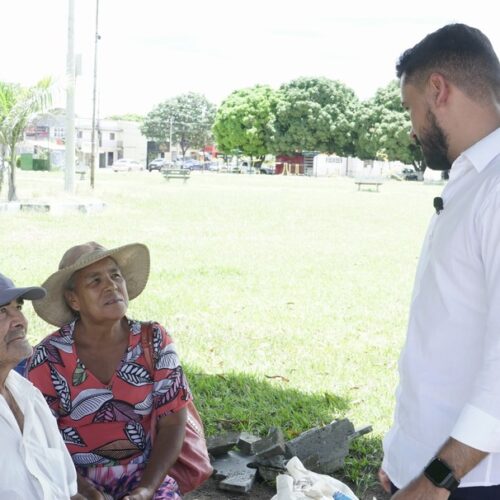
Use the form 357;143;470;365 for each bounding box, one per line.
0;273;78;500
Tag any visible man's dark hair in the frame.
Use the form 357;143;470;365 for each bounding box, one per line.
396;23;500;100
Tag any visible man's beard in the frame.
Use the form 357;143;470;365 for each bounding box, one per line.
416;109;451;171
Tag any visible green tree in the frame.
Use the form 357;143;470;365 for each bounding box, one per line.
106;113;144;122
0;78;52;201
272;77;359;156
212;85;277;167
354;81;424;170
141;93;216;157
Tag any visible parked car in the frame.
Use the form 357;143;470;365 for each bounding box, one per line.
401;167;418;181
112;158;144;172
180;159;203;170
147;158;167;172
260;165;275;175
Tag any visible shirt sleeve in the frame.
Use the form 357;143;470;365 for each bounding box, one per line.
26;339;63;418
150;322;192;421
451;185;500;452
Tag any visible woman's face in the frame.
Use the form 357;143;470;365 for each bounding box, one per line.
65;257;129;323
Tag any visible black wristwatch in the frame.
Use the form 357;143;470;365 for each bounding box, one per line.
424;457;460;492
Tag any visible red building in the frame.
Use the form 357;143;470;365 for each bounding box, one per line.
275;154;305;175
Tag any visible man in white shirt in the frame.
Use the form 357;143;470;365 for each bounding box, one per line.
0;272;81;500
380;24;500;499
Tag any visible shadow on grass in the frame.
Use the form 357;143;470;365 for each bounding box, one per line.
184;365;350;440
185;366;387;498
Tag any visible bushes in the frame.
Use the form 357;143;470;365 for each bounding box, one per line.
32;159;51;171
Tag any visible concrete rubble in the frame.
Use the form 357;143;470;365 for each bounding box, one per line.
207;419;372;494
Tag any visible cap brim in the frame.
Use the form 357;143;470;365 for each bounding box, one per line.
0;286;46;305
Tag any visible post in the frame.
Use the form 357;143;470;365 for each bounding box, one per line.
169;116;173;162
90;0;100;189
64;0;76;193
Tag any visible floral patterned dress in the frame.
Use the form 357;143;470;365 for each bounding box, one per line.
27;319;192;499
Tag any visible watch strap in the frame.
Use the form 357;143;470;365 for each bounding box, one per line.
424;457;460;492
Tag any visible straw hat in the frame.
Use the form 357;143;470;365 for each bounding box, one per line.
33;242;150;327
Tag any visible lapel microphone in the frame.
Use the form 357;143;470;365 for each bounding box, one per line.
433;197;444;214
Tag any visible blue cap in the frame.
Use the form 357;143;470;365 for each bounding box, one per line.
0;273;46;306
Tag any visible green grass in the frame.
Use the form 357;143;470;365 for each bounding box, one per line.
1;170;442;496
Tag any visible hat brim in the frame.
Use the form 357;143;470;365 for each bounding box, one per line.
33;243;150;327
0;286;46;306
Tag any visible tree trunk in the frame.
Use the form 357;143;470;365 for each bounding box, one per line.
0;147;5;197
8;149;17;201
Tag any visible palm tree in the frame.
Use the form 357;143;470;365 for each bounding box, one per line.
0;78;52;201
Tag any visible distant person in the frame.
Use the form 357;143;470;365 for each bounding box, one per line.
379;24;500;499
27;242;193;499
0;272;79;499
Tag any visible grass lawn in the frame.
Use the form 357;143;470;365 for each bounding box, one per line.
0;169;442;494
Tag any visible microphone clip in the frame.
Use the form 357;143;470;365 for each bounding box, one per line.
433;197;444;215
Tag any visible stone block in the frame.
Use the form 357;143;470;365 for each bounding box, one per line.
256;454;287;482
237;432;261;455
206;431;240;457
253;427;286;460
212;450;257;493
285;418;355;474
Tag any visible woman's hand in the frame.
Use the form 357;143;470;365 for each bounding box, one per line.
121;486;154;500
76;474;106;500
75;490;106;500
378;467;391;493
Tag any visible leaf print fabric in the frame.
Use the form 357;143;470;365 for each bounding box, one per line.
27;319;192;469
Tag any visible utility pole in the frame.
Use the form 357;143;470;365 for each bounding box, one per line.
64;0;75;193
169;116;173;162
90;0;100;189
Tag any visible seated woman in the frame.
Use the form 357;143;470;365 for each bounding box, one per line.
27;242;190;500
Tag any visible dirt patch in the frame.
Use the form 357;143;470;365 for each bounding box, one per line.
185;477;391;499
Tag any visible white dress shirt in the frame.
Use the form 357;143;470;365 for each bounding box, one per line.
0;370;78;499
383;127;500;488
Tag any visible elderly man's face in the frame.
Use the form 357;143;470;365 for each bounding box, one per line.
0;299;32;367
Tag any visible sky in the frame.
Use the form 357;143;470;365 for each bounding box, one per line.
1;0;498;119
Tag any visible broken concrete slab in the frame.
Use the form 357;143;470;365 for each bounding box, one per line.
253;427;286;460
212;450;257;493
237;432;261;455
255;454;287;482
219;469;257;493
285;418;355;474
207;431;240;457
207;418;369;495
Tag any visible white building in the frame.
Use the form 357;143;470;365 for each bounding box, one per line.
21;112;147;169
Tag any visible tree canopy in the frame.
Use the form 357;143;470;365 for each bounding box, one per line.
354;80;424;170
0;78;52;200
141;93;216;157
212;85;277;165
272;77;359;156
106;113;144;122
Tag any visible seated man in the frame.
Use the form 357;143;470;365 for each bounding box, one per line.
0;272;80;500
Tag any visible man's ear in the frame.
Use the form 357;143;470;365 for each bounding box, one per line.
64;290;80;312
428;72;450;107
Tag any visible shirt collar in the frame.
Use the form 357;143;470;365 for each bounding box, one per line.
6;370;36;404
461;127;500;174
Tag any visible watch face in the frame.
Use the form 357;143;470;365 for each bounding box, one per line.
427;459;452;482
